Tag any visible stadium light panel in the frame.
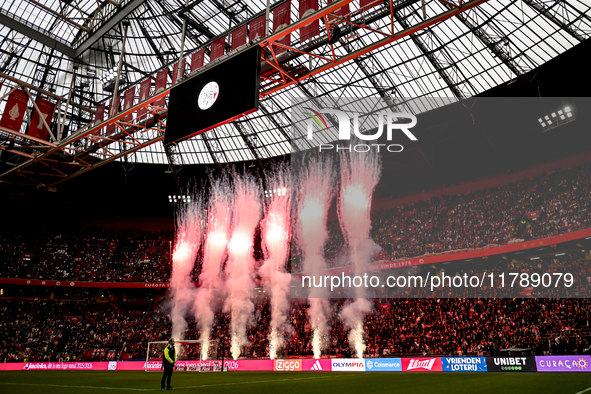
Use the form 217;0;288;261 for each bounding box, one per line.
540;105;575;131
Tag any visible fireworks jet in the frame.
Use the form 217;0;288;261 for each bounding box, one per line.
193;177;232;360
170;195;204;348
337;143;381;358
295;156;335;359
259;165;292;359
225;172;262;360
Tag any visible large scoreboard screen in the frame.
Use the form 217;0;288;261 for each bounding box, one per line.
163;45;261;147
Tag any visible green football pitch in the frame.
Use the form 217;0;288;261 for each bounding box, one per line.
1;371;591;394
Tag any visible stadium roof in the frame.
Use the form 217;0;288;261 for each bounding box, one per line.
0;0;590;186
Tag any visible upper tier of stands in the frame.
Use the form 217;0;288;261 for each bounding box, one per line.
1;161;590;283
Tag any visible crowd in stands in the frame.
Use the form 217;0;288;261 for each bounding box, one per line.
0;229;172;282
1;251;589;362
2;287;590;362
317;164;591;270
0;293;156;363
1;163;590;282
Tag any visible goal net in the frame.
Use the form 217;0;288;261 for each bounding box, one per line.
145;340;221;372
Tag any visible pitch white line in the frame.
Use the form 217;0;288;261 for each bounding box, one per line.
0;372;356;391
0;382;153;391
184;373;356;389
575;387;591;394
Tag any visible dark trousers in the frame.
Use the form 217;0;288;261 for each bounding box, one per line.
161;365;173;389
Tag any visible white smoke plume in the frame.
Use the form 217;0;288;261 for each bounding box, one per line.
170;194;204;346
224;171;262;360
259;164;292;360
193;177;232;360
295;156;335;359
337;143;381;358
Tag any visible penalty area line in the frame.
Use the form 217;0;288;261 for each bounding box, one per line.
183;373;357;389
0;382;153;391
575;387;591;394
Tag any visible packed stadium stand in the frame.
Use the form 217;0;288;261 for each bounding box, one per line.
2;153;591;362
2;160;591;282
2;279;590;363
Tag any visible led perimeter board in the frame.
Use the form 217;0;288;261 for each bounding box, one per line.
163;46;261;147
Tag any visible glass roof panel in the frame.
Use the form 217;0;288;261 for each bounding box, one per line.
1;0;590;167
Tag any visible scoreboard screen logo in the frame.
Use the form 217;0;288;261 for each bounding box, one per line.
198;82;219;110
164;46;261;147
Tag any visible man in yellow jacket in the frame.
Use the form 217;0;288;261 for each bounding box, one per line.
161;338;177;390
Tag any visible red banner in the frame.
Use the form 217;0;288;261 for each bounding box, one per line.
171;58;186;85
0;278;173;288
153;69;168;108
137;78;152;120
210;37;226;61
92;102;106;136
402;358;442;372
27;98;55;140
328;0;350;20
299;0;319;43
106;95;120;136
360;0;380;10
191;49;205;71
273;1;291;54
0;89;28;131
231;25;248;50
526;211;541;218
121;87;135;123
249;15;266;41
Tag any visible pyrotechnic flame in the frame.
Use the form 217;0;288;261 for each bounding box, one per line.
337;141;381;360
200;331;210;360
225;171;261;361
260;165;292;361
296;157;334;359
170;196;204;348
269;327;279;360
350;322;366;359
312;328;325;359
194;178;231;363
231;336;241;360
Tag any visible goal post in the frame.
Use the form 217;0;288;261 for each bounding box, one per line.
145;340;221;372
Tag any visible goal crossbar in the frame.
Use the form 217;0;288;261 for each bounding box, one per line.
145;340;220;372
